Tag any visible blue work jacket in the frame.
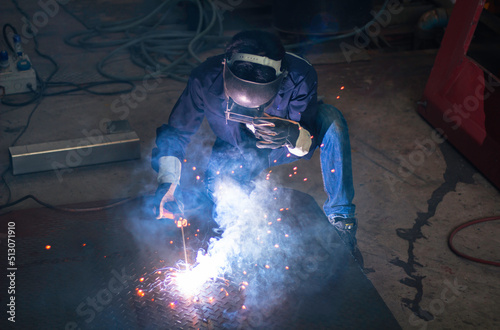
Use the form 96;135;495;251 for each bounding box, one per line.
154;53;319;167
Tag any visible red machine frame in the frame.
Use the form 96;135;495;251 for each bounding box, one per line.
418;0;500;189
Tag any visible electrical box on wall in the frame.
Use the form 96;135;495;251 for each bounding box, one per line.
0;51;37;95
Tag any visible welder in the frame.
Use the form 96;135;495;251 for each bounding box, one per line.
152;30;358;251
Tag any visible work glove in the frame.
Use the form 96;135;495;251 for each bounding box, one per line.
154;183;184;220
252;116;301;149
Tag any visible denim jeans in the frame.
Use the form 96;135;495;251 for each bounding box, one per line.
205;104;356;219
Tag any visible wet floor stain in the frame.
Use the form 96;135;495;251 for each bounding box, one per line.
390;142;476;320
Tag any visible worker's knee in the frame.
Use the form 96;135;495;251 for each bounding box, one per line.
317;104;349;141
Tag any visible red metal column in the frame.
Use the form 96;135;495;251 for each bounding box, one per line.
418;0;500;189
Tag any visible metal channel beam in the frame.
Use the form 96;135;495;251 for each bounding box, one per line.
9;131;141;175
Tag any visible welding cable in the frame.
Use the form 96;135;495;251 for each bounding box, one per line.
0;194;137;214
448;216;500;267
1;3;137;107
0;76;135;105
10;0;59;82
94;0;178;34
42;80;135;97
1;21;46;107
0;99;43;205
1;1;57;107
64;0;206;46
96;0;221;81
0;71;44;107
2;23;18;52
0;166;13;206
64;0;226;82
187;0;218;64
283;0;391;50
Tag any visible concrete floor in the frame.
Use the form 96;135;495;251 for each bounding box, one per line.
1;1;499;329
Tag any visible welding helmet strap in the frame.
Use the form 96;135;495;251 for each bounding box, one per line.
227;53;284;76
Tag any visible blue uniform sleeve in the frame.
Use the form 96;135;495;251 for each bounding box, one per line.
288;67;318;135
153;74;205;170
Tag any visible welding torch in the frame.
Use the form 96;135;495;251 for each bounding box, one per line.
155;183;190;269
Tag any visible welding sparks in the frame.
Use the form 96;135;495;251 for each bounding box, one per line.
138;178;308;313
159;181;264;297
173;267;211;295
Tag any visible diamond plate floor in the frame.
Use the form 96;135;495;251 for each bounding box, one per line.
0;188;400;329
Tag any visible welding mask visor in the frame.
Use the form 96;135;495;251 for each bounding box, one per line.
223;54;286;123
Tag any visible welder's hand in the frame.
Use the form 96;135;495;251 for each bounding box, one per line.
154;183;184;220
252;116;301;149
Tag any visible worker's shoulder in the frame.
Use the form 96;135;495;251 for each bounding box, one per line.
285;52;312;66
190;54;225;78
283;52;317;87
284;52;316;75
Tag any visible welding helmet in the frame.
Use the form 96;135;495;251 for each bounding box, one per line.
223;53;287;124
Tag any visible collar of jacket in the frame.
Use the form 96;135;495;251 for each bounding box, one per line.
208;67;226;99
